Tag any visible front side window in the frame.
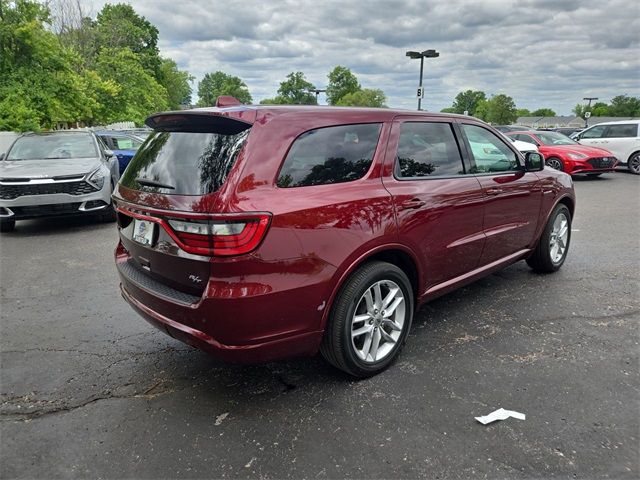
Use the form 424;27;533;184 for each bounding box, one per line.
277;123;381;188
462;124;519;173
6;134;98;160
581;125;606;139
114;137;143;150
605;124;638;138
395;122;464;178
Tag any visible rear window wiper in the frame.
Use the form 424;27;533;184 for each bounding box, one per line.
135;178;175;190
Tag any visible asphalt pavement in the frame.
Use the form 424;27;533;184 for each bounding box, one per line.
1;172;639;479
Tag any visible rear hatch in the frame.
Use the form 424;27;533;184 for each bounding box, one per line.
113;111;269;299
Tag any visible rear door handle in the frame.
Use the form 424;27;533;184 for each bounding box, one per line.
486;187;503;196
399;198;425;210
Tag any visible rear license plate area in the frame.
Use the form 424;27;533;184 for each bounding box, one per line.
132;218;156;246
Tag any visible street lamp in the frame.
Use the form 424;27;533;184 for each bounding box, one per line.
582;97;598;128
307;88;326;104
406;49;440;110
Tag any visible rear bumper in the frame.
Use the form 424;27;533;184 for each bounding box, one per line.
120;283;323;363
115;243;333;364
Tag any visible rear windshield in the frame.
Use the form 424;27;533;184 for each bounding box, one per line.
120;130;250;195
7;134;97;160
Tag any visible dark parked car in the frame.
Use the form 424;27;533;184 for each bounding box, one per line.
113;102;575;377
95;131;144;173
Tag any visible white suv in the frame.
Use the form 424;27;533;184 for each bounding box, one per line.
575;120;640;174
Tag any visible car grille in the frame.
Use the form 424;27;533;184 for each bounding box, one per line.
587;157;615;169
0;180;98;200
11;203;82;217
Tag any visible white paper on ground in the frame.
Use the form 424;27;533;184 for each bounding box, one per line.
475;408;526;425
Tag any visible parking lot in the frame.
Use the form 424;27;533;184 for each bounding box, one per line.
1;173;638;479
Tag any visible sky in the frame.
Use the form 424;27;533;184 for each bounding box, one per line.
86;0;639;114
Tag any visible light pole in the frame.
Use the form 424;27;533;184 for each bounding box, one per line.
582;97;598;128
406;49;440;110
307;88;326;104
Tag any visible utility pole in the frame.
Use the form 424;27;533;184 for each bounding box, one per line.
307;88;326;104
406;49;440;110
582;97;598;127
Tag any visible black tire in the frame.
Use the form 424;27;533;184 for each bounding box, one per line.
98;181;117;222
545;157;564;171
526;204;571;273
627;152;640;175
0;219;15;232
98;203;117;222
320;261;414;377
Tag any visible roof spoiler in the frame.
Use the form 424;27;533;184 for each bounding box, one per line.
145;111;252;135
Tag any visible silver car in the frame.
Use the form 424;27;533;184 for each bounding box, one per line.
0;131;120;232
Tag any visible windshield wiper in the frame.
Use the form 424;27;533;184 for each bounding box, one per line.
135;178;175;190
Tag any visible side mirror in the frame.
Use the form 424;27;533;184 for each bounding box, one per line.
104;149;115;157
524;152;544;172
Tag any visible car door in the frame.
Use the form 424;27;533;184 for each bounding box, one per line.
459;123;542;267
577;124;608;150
382;118;486;291
601;124;640;164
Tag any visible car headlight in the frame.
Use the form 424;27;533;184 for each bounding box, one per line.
87;168;105;189
567;152;587;160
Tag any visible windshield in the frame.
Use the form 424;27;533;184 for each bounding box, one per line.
535;132;578;146
6;134;98;160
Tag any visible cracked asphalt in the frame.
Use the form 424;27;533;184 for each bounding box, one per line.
1;173;639;479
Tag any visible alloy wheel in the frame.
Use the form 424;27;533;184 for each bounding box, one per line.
546;158;563;171
350;280;405;363
549;212;569;264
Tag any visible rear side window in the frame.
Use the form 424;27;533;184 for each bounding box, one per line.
395;122;464;178
120;130;249;195
605;124;638;138
277;123;382;188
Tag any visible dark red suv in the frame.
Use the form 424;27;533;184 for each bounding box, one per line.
113;100;575;377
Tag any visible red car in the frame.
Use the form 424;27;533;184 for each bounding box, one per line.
113;100;575;377
506;130;618;176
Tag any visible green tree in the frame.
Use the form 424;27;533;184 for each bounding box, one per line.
335;88;386;108
516;108;531;117
484;94;517;124
94;3;160;77
159;58;193;109
608;95;640;116
0;0;96;130
451;90;486;115
440;107;457;113
591;102;610;116
326;66;360;105
531;108;556;116
266;72;317;105
474;99;489;120
197;71;252;106
572;103;587;117
95;48;168;125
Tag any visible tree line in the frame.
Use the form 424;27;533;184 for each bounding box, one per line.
441;90;640;124
0;0;192;131
195;66;387;108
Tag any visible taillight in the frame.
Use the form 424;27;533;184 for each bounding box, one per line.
167;215;271;257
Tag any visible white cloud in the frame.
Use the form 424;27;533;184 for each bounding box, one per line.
88;0;639;114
